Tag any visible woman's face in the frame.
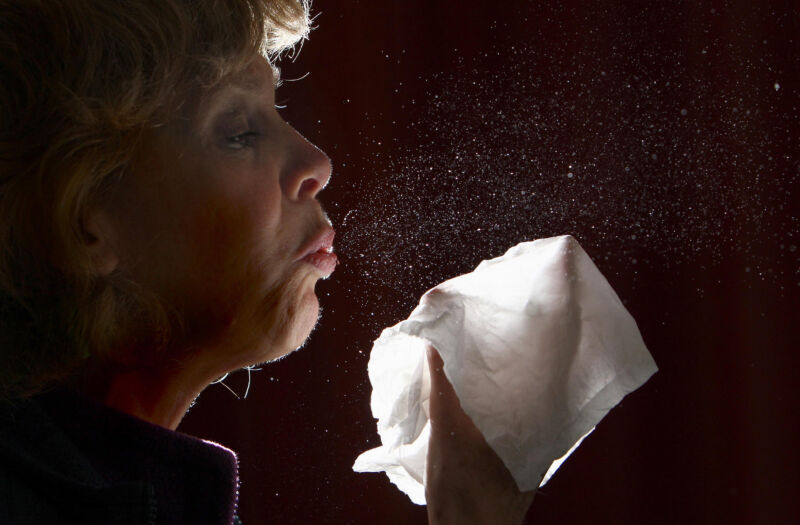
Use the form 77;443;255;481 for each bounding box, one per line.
101;56;335;372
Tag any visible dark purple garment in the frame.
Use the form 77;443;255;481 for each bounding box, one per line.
0;389;241;525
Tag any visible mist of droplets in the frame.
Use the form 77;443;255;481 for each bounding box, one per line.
319;2;798;342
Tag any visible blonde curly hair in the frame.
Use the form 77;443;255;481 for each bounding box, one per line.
0;0;311;399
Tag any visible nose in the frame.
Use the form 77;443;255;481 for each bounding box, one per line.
282;125;332;201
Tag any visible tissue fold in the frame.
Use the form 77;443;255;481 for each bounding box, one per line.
352;235;658;505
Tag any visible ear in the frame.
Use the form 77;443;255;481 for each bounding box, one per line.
83;209;119;276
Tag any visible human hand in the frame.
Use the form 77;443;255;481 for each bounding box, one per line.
425;346;535;525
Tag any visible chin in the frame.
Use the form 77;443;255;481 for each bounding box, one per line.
241;270;326;366
288;289;322;349
261;286;321;362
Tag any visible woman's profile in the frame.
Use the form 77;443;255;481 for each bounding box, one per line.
0;1;533;523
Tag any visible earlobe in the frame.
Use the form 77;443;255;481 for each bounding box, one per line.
83;210;119;276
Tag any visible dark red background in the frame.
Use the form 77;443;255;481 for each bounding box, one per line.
181;1;799;523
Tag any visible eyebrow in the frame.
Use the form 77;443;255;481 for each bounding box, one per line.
229;65;281;92
179;62;278;134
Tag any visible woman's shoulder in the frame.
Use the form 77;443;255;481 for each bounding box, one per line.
0;464;67;525
0;394;104;485
0;390;242;525
0;397;81;524
0;395;156;525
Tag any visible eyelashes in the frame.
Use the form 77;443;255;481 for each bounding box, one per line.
216;104;282;151
225;130;261;149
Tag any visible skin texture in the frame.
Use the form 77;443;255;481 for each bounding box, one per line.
83;56;333;429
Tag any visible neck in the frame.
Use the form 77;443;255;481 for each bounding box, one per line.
73;357;216;430
69;327;285;429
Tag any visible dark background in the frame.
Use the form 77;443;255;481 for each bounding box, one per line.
181;1;799;523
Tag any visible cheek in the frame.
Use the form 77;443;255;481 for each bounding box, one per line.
183;184;282;281
179;196;310;349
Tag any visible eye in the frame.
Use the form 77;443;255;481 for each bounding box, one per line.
226;131;260;149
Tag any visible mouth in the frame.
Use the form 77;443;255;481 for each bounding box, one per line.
296;227;338;277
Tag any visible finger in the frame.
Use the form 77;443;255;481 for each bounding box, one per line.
426;344;444;371
426;345;482;438
426;345;455;422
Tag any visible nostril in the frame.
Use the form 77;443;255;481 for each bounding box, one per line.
298;177;319;197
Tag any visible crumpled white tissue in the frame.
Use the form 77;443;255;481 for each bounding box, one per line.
352;235;658;505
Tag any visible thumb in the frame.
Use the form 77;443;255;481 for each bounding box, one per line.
426;345;479;437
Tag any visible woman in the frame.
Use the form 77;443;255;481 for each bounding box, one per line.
0;1;533;523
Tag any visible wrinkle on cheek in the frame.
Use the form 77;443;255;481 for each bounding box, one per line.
254;270;319;354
